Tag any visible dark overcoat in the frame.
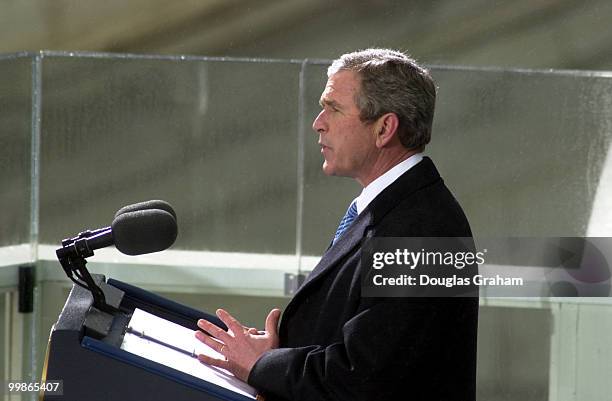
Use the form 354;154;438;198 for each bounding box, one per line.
249;157;479;401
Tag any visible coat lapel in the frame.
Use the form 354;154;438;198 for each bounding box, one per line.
298;210;373;292
290;157;441;300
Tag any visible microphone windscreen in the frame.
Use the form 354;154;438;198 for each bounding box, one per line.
114;200;177;221
111;209;178;256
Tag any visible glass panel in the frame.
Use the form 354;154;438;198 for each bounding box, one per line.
430;68;612;237
39;56;300;254
301;62;361;256
574;303;612;400
37;281;69;377
0;56;32;247
300;64;612;254
477;306;551;401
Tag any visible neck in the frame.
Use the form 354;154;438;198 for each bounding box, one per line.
356;149;419;187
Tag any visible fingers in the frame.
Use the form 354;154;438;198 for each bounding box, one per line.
265;308;282;335
197;352;229;370
197;319;231;343
195;308;281;383
216;309;244;336
195;330;226;355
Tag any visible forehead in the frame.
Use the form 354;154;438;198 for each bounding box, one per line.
321;70;361;103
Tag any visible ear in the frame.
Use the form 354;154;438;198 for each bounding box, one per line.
374;113;400;148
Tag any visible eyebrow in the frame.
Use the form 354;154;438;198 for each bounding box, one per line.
319;98;342;109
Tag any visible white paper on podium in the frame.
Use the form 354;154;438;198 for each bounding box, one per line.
120;308;257;399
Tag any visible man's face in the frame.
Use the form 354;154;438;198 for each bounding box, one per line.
312;70;377;182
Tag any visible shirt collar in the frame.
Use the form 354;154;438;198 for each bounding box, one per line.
354;153;423;214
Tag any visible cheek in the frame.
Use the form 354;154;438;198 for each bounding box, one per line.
343;124;372;150
329;119;372;157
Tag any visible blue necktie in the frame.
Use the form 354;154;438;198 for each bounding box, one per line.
332;201;358;244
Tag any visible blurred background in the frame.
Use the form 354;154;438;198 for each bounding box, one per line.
1;0;612;70
1;1;612;401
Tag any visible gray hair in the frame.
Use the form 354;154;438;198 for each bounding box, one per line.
328;49;436;151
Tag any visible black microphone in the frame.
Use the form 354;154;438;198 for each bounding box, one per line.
112;209;177;255
56;208;177;259
64;200;177;246
114;199;177;221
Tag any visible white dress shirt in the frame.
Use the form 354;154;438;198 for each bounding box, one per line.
353;153;423;215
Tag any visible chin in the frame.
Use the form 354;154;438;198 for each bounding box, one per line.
322;162;335;176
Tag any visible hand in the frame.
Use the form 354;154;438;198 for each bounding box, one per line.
195;308;281;382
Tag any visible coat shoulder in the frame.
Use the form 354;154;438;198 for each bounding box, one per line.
373;177;473;238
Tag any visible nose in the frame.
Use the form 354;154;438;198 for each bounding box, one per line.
312;110;326;134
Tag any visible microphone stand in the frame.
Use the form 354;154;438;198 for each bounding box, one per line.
56;230;117;314
57;253;111;313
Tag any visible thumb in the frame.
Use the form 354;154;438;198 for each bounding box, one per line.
265;308;281;335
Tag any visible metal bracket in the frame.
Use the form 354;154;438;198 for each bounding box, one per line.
284;272;307;296
18;264;35;313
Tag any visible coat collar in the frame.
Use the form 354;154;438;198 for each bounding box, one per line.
294;157;442;297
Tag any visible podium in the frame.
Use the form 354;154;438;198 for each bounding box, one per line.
43;275;255;401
